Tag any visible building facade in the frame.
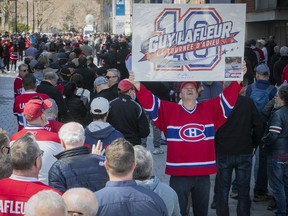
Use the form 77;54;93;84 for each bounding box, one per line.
99;0;287;46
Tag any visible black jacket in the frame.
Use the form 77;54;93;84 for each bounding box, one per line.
75;66;96;91
36;81;67;119
62;95;87;126
107;95;150;145
48;146;109;193
215;95;263;155
262;106;288;155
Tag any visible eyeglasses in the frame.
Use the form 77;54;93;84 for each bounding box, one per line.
105;75;118;80
36;150;44;158
67;210;83;215
1;146;10;154
20;69;28;72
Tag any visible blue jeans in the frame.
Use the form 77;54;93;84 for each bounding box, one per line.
170;175;210;216
216;154;253;216
267;155;288;216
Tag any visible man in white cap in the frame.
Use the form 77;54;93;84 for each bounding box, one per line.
10;97;63;184
85;97;123;152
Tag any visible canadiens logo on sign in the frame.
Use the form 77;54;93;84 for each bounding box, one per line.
179;123;206;142
139;8;238;71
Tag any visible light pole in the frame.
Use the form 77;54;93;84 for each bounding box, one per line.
27;0;29;31
32;0;35;32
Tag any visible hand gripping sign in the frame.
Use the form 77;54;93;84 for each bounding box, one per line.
132;4;246;81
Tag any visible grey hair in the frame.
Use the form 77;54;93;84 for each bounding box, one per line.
280;46;288;57
107;68;121;80
0;128;9;149
44;71;58;81
58;122;85;147
63;188;98;216
18;63;28;71
44;98;58;120
10;132;39;171
133;145;153;180
25;190;67;216
0;155;12;179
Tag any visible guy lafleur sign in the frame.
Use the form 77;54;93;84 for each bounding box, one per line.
132;4;246;81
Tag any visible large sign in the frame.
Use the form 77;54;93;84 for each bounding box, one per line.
132;4;246;81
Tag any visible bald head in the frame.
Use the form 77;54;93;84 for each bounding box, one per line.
25;190;67;216
62;188;98;216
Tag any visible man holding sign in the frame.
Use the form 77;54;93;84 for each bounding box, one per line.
129;64;246;216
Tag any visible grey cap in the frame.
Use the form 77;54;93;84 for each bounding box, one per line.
94;76;108;87
255;64;270;75
90;97;109;115
29;59;38;69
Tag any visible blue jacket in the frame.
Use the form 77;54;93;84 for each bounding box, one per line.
48;146;109;193
85;121;124;152
95;180;168;216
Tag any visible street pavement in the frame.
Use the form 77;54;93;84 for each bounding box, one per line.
0;72;274;216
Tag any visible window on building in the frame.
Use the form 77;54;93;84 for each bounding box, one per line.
277;0;288;7
255;0;277;10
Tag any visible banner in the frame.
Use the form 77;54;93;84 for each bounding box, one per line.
116;0;125;16
132;4;246;81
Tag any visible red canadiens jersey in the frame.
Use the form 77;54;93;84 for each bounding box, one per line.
10;127;63;184
13;92;49;131
44;120;64;133
14;76;23;98
0;176;61;216
136;82;241;176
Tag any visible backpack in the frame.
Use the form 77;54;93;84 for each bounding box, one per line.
250;83;274;114
2;44;9;55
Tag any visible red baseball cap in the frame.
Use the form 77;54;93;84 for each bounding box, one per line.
180;82;197;91
23;97;52;121
118;79;134;93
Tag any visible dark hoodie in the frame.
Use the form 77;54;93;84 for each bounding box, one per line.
84;121;123;152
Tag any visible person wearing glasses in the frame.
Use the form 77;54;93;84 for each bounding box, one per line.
13;63;29;98
0;133;61;216
63;187;98;216
10;97;63;185
106;68;121;95
13;74;49;131
0;128;12;180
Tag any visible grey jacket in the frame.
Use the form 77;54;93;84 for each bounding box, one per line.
136;176;181;216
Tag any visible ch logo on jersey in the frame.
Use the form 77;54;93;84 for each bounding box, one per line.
179;123;206;142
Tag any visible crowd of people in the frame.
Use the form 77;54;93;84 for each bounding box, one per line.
0;31;288;216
